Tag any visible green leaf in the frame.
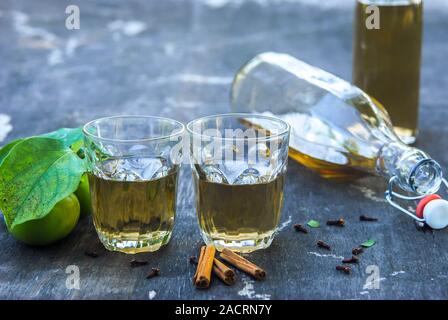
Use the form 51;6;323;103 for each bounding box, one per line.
307;220;320;228
0;128;83;167
0;137;87;228
0;138;24;166
40;127;84;151
361;239;376;248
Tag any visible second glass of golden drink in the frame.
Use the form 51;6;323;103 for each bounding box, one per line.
188;113;290;252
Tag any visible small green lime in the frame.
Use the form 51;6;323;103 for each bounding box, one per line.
75;173;92;217
8;194;80;246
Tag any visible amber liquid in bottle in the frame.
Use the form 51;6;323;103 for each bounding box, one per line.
288;148;371;179
353;0;423;144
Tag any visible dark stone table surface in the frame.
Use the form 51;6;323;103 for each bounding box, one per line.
1;0;448;300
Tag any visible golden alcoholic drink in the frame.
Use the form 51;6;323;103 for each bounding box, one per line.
353;0;423;144
194;172;285;253
89;169;178;254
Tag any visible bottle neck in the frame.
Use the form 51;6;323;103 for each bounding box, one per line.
377;142;442;195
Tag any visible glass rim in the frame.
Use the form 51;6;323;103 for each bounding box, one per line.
83;115;185;143
186;112;290;142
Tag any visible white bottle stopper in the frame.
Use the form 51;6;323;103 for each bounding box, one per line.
423;199;448;230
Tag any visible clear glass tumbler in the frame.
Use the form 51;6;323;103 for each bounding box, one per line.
187;113;290;252
83;115;184;254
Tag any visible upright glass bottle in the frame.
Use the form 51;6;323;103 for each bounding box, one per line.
231;52;442;197
353;0;423;144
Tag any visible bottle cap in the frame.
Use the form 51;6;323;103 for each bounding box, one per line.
423;199;448;230
385;176;448;230
416;194;442;218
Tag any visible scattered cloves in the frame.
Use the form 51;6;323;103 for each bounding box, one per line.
189;256;198;265
146;267;160;279
317;240;331;250
84;250;99;258
360;214;378;222
336;265;351;274
342;255;359;264
326;218;345;227
130;259;148;268
293;224;308;234
352;247;364;255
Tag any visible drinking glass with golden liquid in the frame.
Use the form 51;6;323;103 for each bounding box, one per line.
353;0;423;144
188;114;290;253
83;116;184;254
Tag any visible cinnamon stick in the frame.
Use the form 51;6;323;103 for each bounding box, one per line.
213;258;236;285
193;245;216;289
220;248;266;280
192;247;205;283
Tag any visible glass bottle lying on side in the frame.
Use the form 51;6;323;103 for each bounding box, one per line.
231;52;448;229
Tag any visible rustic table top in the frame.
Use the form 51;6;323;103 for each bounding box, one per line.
1;0;448;300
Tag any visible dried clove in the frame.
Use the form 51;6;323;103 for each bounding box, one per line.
189;256;198;265
84;250;99;258
293;224;308;234
326;218;345;227
352;247;364;255
342;256;359;264
336;265;351;274
360;215;378;222
130;259;148;268
146;267;160;279
317;240;331;250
